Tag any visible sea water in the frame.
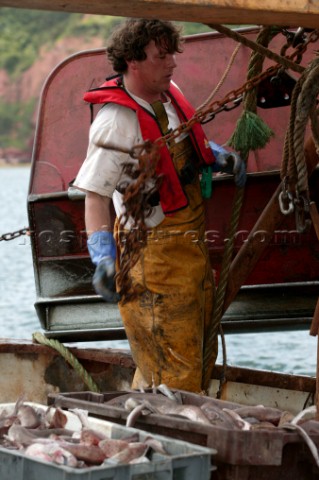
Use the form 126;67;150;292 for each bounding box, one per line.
0;166;317;377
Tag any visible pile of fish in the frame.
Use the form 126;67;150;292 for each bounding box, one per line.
0;397;169;468
103;384;319;467
104;385;319;433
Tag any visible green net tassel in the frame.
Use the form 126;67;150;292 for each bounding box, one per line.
227;110;274;155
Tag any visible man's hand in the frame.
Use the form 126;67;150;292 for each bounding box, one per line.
87;230;120;303
209;140;247;188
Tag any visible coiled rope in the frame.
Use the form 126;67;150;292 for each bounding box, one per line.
281;56;319;194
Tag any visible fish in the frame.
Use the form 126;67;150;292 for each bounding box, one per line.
1;398;172;470
222;409;251;430
125;397;158;414
0;416;17;439
290;405;316;425
17;405;43;429
60;441;106;465
277;410;295;427
126;400;154;427
0;396;27;438
125;397;161;427
6;423;76;446
81;428;108;446
69;408;90;427
200;403;241;429
106;392;173;408
109;393;211;425
156;384;182;404
46;407;68;429
200;398;243;411
105;442;149;465
232;405;288;426
144;435;168;455
99;438;130;457
25;442;79;467
6;423;41;446
165;404;211;424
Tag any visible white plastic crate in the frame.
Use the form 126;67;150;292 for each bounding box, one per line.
0;403;216;480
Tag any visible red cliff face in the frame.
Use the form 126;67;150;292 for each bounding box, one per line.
0;36;105;165
20;36;105;102
0;69;10;98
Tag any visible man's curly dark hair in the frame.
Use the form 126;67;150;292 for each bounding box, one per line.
106;18;183;73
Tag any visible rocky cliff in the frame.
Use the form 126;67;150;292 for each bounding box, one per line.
0;35;105;165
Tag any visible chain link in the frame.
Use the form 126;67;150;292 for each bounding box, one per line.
281;29;319;64
0;227;29;242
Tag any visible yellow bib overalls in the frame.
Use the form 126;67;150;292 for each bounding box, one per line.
115;136;217;392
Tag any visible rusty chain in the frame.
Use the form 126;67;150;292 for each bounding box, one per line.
280;28;319;64
0;227;29;242
115;145;162;302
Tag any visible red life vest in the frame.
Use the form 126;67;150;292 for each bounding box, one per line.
83;77;216;214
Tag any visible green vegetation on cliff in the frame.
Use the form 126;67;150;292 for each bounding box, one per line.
0;100;36;150
0;8;211;154
0;8;210;77
0;9;120;77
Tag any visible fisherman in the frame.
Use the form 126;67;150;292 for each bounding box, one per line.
74;18;246;392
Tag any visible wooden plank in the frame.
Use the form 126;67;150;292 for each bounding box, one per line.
0;0;319;29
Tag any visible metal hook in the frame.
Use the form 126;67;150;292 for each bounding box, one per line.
279;190;294;215
294;195;312;233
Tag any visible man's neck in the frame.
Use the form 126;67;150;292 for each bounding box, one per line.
123;75;167;104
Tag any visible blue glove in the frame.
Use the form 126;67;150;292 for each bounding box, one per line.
87;231;120;303
209;140;247;188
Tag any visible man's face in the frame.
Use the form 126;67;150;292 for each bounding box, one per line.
131;40;177;101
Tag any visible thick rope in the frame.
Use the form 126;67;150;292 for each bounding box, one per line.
244;26;281;113
311;107;319;152
202;27;280;391
281;57;319;195
281;79;303;183
294;59;319;194
228;26;279;153
207;24;305;74
202;186;245;390
32;332;101;393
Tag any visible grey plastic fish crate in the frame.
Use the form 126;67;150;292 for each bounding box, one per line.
0;404;216;480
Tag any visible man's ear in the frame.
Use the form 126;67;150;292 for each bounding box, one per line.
127;59;138;71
